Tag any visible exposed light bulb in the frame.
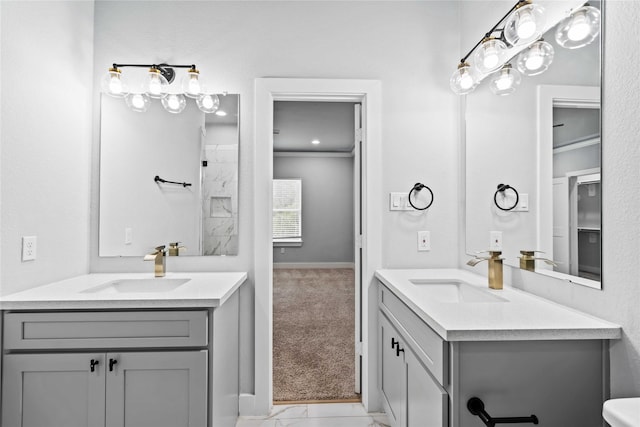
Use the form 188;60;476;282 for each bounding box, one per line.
161;93;186;114
196;93;220;113
215;110;227;117
516;10;537;39
567;12;590;41
459;71;474;90
101;67;129;98
450;62;477;95
473;38;507;74
131;94;146;109
504;3;545;46
555;5;600;49
181;67;201;98
516;40;554;76
311;139;320;145
124;92;149;112
490;64;521;96
144;68;169;99
525;54;544;71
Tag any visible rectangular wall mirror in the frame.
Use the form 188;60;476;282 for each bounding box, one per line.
99;94;239;257
463;0;602;289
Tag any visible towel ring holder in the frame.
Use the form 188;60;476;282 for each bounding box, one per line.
494;183;519;211
408;183;434;211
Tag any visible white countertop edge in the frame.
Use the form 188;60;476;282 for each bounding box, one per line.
0;272;248;310
375;268;621;342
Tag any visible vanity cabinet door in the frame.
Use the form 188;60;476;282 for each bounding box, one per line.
405;347;448;427
380;314;406;427
2;353;106;427
105;350;207;427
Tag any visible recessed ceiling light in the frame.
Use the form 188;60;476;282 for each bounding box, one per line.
311;139;320;145
215;110;227;116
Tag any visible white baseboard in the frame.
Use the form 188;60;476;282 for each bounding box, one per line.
273;262;355;269
239;393;256;416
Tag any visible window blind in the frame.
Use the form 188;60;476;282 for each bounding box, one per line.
273;179;302;239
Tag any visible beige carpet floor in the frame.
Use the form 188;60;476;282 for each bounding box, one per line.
273;268;359;402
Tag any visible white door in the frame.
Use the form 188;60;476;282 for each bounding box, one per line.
354;103;363;394
553;177;570;273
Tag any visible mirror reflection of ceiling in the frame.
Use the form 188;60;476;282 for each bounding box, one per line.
206;94;239;126
273;102;357;153
553;108;600;148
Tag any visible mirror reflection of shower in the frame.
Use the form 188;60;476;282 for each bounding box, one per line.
552;106;601;281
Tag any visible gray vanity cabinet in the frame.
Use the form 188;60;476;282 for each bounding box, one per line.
2;295;240;427
378;281;608;427
2;350;207;427
379;310;448;427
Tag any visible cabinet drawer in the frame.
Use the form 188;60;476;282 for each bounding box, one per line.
4;310;208;350
379;284;447;385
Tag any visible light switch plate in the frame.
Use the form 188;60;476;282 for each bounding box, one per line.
389;192;412;211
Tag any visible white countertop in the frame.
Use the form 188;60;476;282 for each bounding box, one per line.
0;272;247;310
375;268;621;341
603;398;640;427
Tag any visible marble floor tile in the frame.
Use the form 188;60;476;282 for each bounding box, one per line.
236;403;390;427
268;405;309;419
306;403;371;418
275;416;389;427
235;418;277;427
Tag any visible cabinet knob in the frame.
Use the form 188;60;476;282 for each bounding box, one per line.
391;337;398;349
109;358;118;372
90;359;99;372
396;345;405;357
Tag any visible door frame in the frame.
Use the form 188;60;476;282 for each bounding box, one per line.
252;78;382;416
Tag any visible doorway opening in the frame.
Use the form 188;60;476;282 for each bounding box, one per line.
272;101;361;404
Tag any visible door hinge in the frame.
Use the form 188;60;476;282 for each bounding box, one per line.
356;341;363;356
356;234;363;248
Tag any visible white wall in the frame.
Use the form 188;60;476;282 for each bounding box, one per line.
273;155;354;264
461;1;640;398
92;1;460;402
0;1;94;295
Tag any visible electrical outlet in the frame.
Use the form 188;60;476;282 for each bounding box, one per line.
22;236;37;261
418;231;431;251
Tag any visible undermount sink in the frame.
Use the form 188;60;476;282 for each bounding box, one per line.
82;278;191;294
409;279;507;303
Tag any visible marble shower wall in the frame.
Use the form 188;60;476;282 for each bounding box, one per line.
202;142;239;255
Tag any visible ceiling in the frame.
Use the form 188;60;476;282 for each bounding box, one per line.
273;101;357;152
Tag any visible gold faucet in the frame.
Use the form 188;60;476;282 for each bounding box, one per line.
467;250;503;290
168;242;186;256
144;245;166;277
519;250;558;272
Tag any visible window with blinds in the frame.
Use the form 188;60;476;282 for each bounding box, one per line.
273;179;302;241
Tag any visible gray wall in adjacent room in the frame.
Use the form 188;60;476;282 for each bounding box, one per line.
273;155;354;264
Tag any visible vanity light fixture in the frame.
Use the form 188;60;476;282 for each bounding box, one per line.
515;39;554;76
489;64;522;96
555;4;601;49
450;0;599;96
101;62;219;114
